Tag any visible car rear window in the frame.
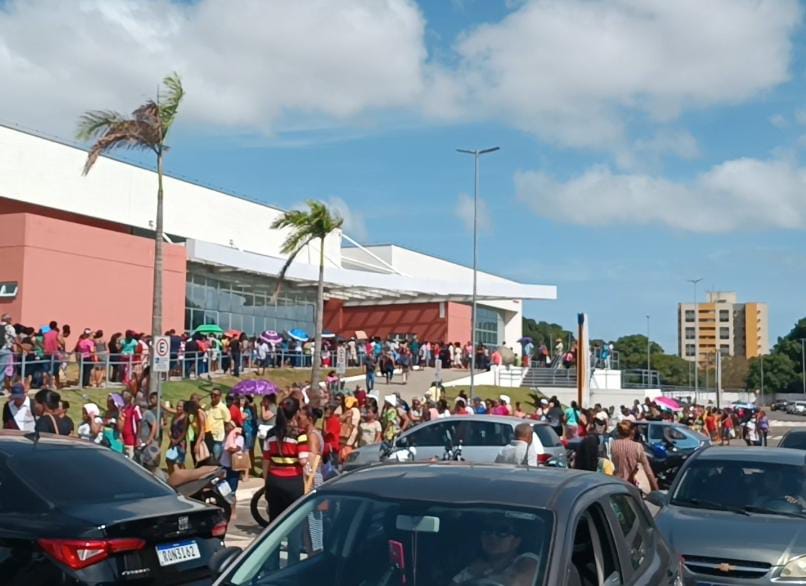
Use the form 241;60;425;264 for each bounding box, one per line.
780;432;806;451
532;424;562;447
9;447;174;506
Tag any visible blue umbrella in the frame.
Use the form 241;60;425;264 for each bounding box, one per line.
288;328;309;342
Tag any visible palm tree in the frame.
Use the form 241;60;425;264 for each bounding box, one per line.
77;72;185;395
271;201;344;397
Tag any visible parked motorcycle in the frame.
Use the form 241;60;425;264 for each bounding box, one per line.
170;466;235;524
646;441;692;490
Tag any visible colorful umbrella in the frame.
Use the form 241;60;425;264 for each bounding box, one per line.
517;336;534;344
288;328;309;342
225;329;241;338
230;379;279;396
321;331;336;339
191;324;224;335
654;396;682;412
260;330;283;344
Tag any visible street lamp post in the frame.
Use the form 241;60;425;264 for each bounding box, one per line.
646;314;651;387
457;146;499;395
687;278;703;403
800;338;806;395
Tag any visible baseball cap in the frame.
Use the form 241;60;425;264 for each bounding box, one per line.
10;384;26;398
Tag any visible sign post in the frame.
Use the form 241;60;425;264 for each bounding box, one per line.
153;336;170;428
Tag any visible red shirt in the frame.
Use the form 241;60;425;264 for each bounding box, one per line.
229;404;244;427
121;404;142;447
324;415;341;454
264;431;309;478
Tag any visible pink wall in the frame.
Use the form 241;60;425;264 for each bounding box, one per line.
446;302;472;344
0;212;186;336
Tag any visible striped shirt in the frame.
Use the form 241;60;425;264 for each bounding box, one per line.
610;438;655;486
265;430;309;478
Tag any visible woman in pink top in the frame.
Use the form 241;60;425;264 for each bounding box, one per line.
76;333;96;388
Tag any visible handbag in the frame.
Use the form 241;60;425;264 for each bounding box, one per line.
165;446;180;462
257;424;273;440
194;440;211;463
232;451;250;472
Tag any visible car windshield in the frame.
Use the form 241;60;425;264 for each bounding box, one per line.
9;448;174;506
224;494;553;586
671;460;806;518
780;433;806;451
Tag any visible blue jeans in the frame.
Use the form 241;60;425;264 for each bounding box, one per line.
211;440;224;462
366;371;375;391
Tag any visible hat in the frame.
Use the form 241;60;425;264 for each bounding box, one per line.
385;395;397;407
540;398;548;405
83;328;92;335
368;391;380;403
344;397;358;409
83;403;100;418
499;394;511;404
10;384;25;398
108;393;124;409
472;396;482;402
594;412;607;422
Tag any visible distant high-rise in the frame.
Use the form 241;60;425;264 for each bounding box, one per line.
678;291;768;362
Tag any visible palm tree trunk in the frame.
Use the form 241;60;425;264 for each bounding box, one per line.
310;236;325;404
149;149;165;396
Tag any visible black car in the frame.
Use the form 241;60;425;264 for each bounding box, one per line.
779;429;806;450
769;399;790;412
211;463;681;585
0;431;227;585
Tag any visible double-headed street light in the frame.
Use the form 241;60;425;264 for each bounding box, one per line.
457;146;499;395
687;278;703;402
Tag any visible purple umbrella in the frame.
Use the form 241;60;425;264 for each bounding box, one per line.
230;379;279;396
260;330;283;344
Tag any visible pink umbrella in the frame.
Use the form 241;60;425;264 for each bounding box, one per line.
654;396;682;412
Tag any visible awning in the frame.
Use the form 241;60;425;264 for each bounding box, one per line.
186;239;557;304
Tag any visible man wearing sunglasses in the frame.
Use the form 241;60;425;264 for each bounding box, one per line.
452;518;540;585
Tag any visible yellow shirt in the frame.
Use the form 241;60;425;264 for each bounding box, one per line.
206;402;231;442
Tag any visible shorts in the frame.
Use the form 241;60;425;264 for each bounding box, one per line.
0;349;12;374
225;467;241;492
721;427;732;439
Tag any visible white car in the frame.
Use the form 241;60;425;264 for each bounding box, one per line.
793;401;806;415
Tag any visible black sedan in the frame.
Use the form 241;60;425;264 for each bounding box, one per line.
211;463;681;585
0;431;226;585
779;430;806;450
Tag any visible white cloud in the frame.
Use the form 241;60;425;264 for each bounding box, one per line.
515;158;806;232
770;114;789;128
795;109;806;126
0;0;427;135
455;192;491;233
325;196;368;241
429;0;801;149
615;129;700;170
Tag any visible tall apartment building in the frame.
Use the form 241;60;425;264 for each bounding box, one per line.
678;291;769;362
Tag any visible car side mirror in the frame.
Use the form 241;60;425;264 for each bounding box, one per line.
208;546;242;576
646;491;668;508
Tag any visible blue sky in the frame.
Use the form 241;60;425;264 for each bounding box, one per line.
2;0;806;353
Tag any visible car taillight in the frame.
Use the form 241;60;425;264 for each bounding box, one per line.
211;521;228;538
537;453;552;465
38;538;145;570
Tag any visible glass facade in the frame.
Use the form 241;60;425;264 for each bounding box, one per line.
475;306;504;346
185;265;315;335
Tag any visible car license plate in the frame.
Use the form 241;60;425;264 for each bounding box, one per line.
217;481;232;497
156;540;200;567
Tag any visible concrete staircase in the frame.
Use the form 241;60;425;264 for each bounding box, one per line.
520;366;577;389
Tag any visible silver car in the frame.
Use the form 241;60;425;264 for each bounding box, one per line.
651;447;806;585
342;414;567;470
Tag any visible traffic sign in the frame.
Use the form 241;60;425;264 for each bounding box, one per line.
153;335;170;373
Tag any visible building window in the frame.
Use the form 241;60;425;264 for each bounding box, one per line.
185;266;315;336
719;345;730;356
719;310;730;322
684;310;695;322
685;327;695;340
685;344;695;357
719;327;730;340
475;306;503;347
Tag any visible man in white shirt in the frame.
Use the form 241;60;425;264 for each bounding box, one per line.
495;423;541;466
2;384;35;432
256;340;269;374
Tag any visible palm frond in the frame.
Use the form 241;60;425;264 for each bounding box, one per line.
81;120;159;175
270;235;314;304
159;72;185;135
76;110;128;141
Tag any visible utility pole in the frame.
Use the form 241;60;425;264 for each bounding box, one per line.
801;339;806;395
646;314;651;387
456;146;499;396
760;354;765;405
687;278;703;403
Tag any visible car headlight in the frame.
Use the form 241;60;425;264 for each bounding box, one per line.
781;556;806;580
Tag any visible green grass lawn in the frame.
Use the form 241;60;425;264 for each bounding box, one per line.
443;385;553;411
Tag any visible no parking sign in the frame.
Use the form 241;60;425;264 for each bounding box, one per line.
153;335;170;373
